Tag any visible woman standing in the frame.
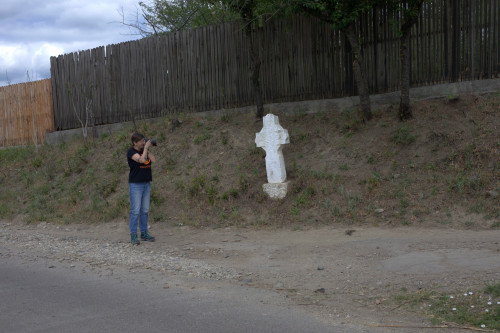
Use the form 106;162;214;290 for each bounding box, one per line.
127;132;156;245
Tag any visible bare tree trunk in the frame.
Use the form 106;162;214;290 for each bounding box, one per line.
344;24;372;122
245;22;264;119
399;1;424;121
399;30;412;120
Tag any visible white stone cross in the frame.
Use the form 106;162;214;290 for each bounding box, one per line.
255;114;290;183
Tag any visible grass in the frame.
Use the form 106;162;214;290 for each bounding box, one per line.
391;124;416;145
393;282;500;330
0;94;497;228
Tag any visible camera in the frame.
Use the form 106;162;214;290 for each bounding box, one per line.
144;138;157;146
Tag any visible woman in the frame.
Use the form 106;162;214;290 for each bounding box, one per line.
127;132;156;245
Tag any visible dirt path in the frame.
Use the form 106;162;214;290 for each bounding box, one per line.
2;221;500;331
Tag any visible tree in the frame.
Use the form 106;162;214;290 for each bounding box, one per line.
121;0;239;36
206;0;283;118
291;0;382;122
122;0;278;118
214;0;275;118
386;0;427;121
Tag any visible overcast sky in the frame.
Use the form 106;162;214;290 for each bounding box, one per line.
0;0;143;86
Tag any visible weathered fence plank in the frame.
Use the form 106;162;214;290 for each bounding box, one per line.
46;2;500;131
0;79;54;147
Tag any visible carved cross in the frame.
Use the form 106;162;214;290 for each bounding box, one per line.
255;114;290;183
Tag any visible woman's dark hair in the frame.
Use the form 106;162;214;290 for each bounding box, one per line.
131;132;145;145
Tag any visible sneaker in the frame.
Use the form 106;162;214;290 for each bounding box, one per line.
141;231;155;242
131;233;140;245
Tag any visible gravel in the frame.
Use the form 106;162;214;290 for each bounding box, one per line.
0;227;239;281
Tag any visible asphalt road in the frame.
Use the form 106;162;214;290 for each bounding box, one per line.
0;256;383;333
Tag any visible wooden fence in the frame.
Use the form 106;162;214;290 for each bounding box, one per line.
0;79;55;147
45;0;500;130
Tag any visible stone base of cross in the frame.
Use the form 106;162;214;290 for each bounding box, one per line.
255;114;290;199
263;182;289;200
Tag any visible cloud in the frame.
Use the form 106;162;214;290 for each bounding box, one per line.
0;0;141;86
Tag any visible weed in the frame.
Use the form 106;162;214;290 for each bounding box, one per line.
230;189;239;198
150;189;164;205
116;194;129;209
294;186;315;208
116;132;128;143
189;176;206;197
0;146;33;163
220;131;229;145
0;203;11;218
469;203;485;214
290;206;300;215
365;172;382;191
428;163;439;172
19;170;34;187
239;174;249;193
194;133;211;144
230;206;241;220
95;178;119;198
338;186;360;220
32;157;43;168
448;173;484;193
294;130;309;142
254;191;267;203
393;290;433;307
249;146;264;156
391;124;416;145
175;180;185;191
322;198;341;217
106;161;127;174
465;221;475;228
341;108;363;131
251;219;268;226
207;185;217;205
339;164;350;171
394;285;500;330
485;282;500;297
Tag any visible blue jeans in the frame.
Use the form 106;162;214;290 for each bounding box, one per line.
129;182;151;234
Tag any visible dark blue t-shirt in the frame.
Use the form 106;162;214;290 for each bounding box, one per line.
127;147;152;183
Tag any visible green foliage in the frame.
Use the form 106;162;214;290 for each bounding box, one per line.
447;173;484;194
0;202;11;218
137;0;240;35
189;175;206;197
341;107;364;131
239;174;249;193
391;124;416;145
292;0;379;31
385;0;429;34
194;133;211;144
150;189;165;205
294;186;315;208
394;285;500;330
485;282;500;297
364;171;382;191
207;184;217;205
0;146;34;163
